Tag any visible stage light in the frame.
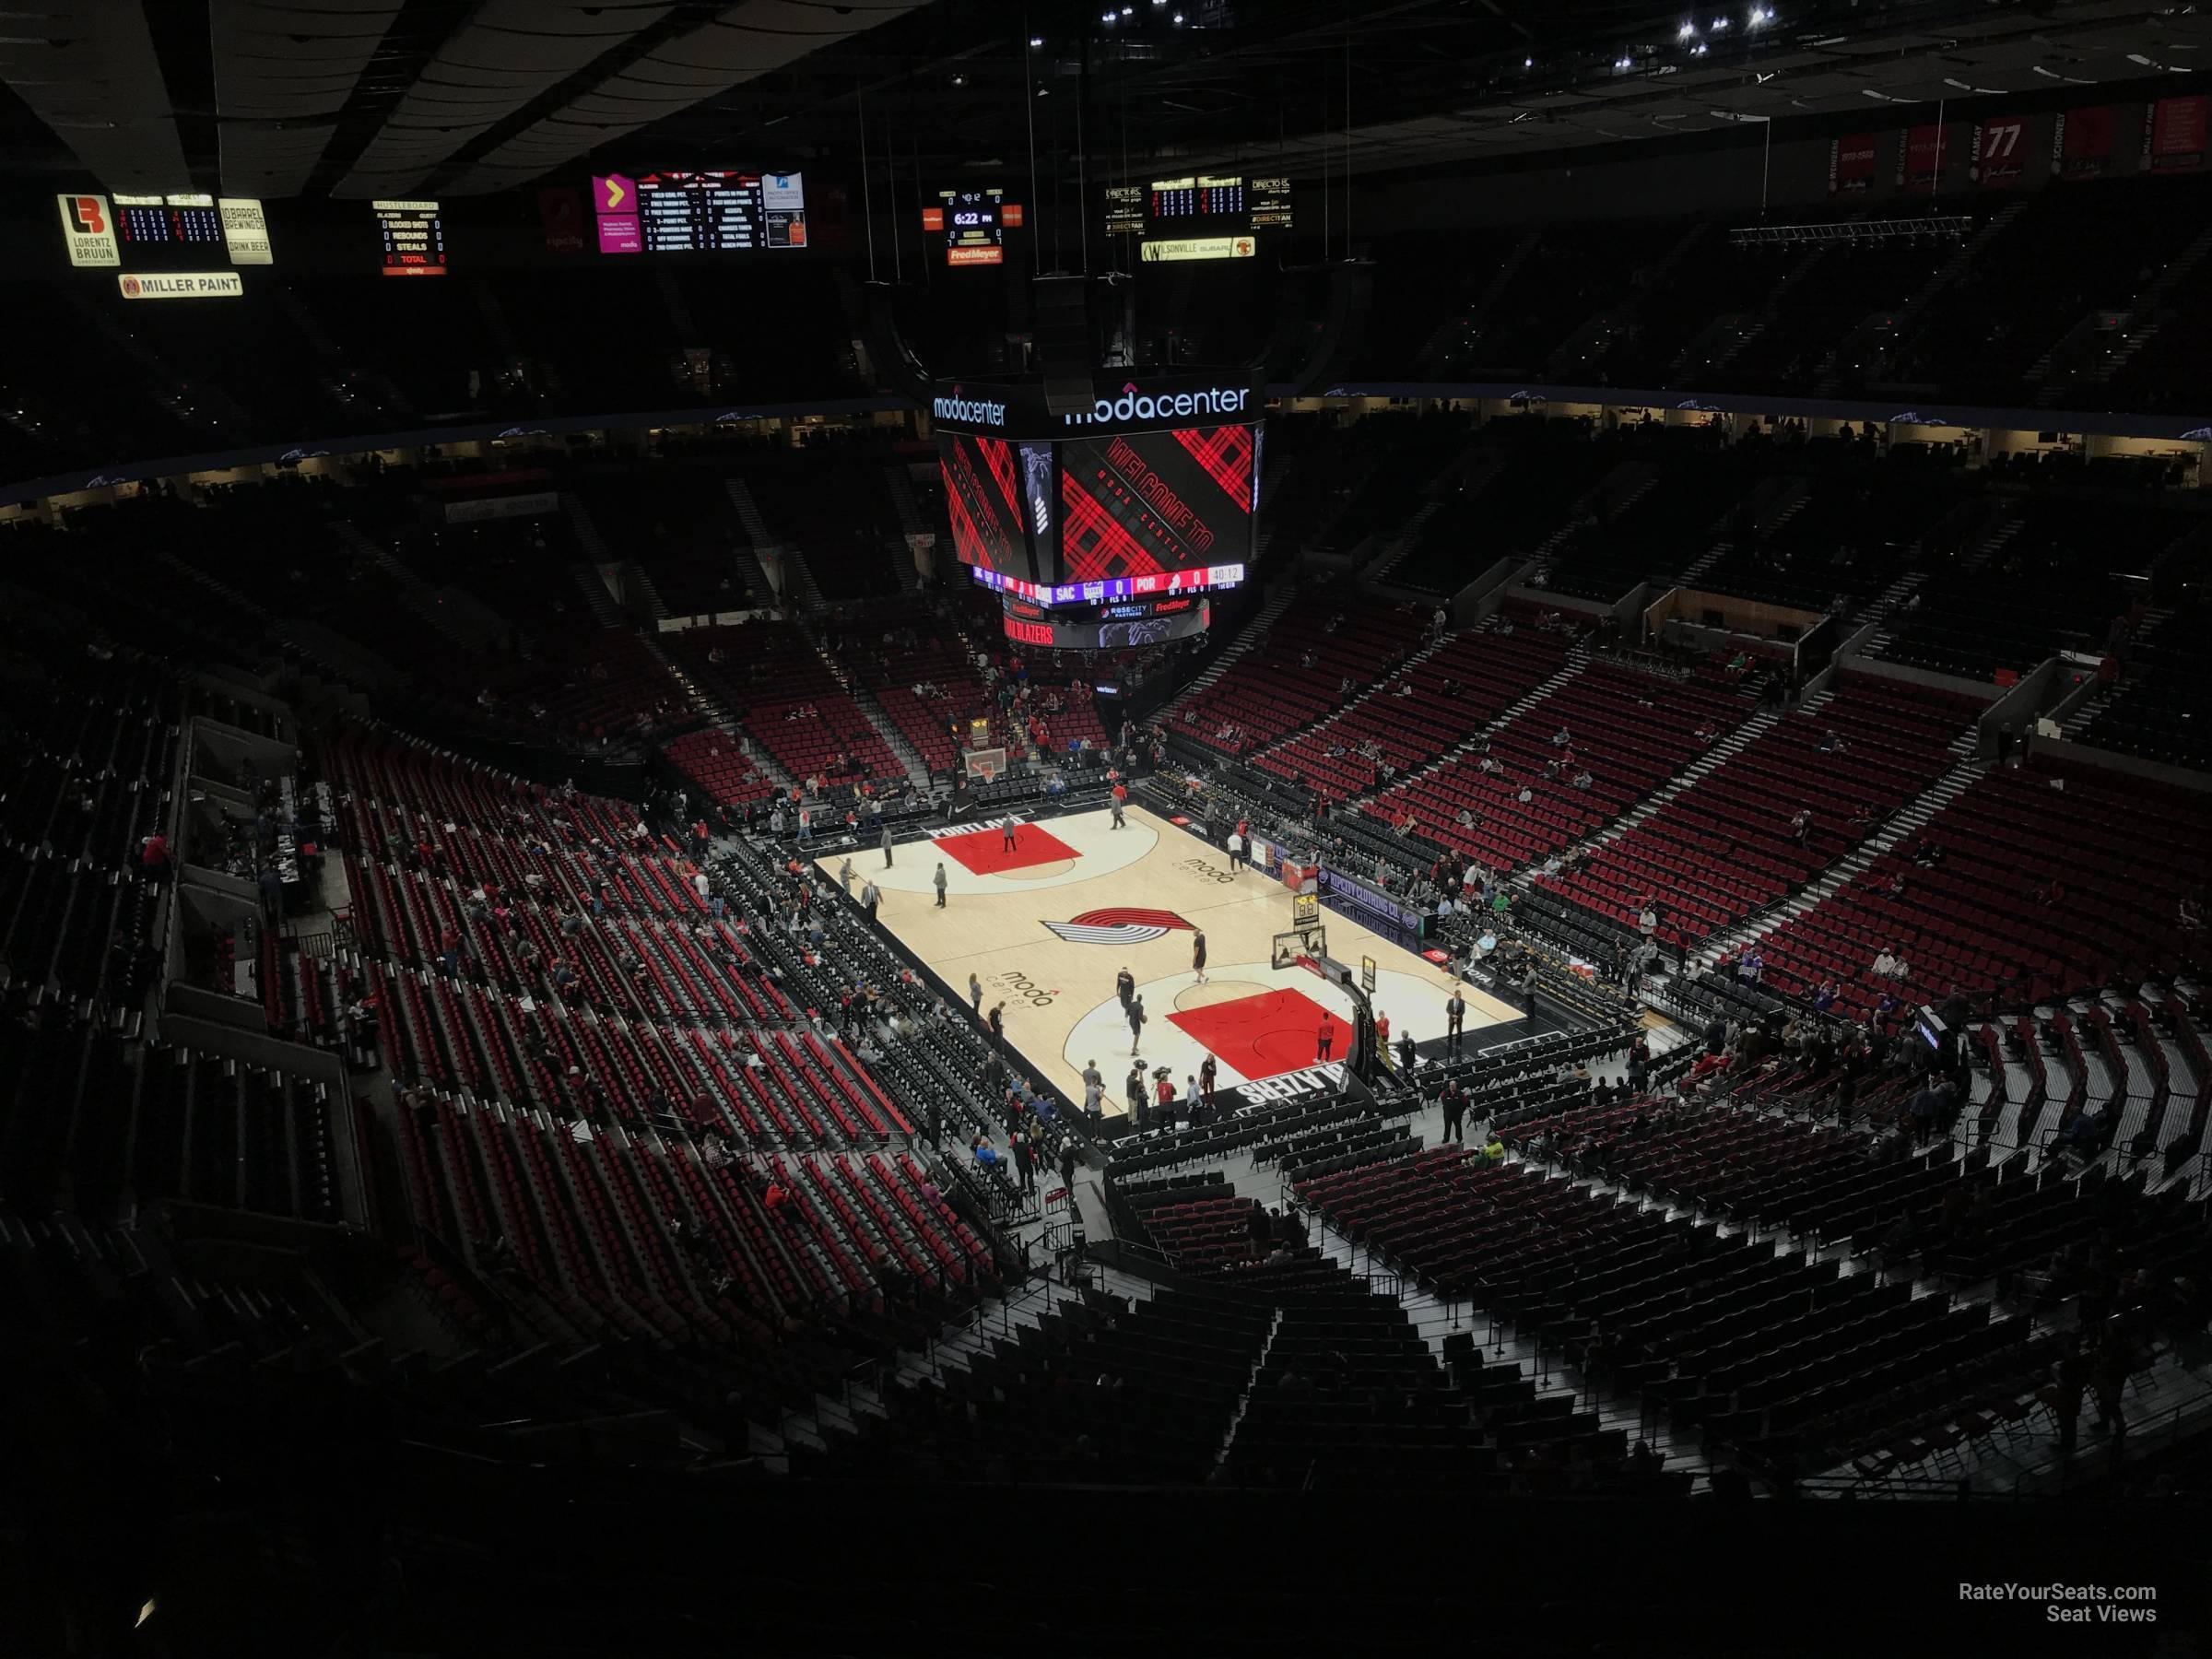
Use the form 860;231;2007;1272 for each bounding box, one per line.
1030;34;1043;46
1679;21;1697;38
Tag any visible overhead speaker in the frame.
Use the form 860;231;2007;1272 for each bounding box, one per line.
1032;275;1093;413
1276;259;1375;397
853;276;933;403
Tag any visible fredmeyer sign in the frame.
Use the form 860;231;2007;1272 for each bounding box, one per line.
926;371;1264;438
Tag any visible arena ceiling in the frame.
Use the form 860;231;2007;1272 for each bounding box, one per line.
0;0;2204;198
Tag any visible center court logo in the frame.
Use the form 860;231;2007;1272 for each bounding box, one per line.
1063;382;1249;427
1041;908;1193;945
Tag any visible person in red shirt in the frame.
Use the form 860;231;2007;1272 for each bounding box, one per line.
139;830;169;884
1317;1017;1336;1061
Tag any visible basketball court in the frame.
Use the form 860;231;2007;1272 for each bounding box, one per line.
822;803;1520;1111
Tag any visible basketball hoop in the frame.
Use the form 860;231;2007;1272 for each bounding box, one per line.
1272;924;1327;971
964;746;1006;785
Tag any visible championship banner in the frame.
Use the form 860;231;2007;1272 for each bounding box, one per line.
1969;116;2029;188
1828;133;1877;195
2143;95;2209;174
2052;106;2115;182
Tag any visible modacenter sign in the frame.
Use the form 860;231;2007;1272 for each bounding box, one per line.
1061;382;1252;428
117;271;245;300
925;370;1265;439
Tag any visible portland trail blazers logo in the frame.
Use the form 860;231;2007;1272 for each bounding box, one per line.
1041;908;1194;946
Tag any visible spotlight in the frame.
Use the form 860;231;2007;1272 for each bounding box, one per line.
1030;34;1043;46
1679;20;1697;37
1711;15;1728;29
950;73;966;85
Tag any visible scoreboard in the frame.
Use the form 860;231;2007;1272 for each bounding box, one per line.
61;191;273;280
113;194;222;247
606;171;807;253
374;200;447;276
1149;175;1243;219
922;187;1023;266
1107;173;1291;256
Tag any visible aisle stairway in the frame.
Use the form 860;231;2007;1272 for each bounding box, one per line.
1347;643;1589;808
1171;583;1299;709
1694;737;1982;971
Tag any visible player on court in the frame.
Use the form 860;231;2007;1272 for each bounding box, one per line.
1001;818;1019;853
1192;929;1207;984
1317;1016;1336;1061
1110;782;1127;829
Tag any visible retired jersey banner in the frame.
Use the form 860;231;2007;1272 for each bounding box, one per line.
1828;133;1877;194
1969;115;2030;187
2143;95;2209;173
1896;123;1953;194
2052;105;2116;181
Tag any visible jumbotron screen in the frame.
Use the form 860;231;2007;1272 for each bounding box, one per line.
938;432;1030;579
1057;423;1255;583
